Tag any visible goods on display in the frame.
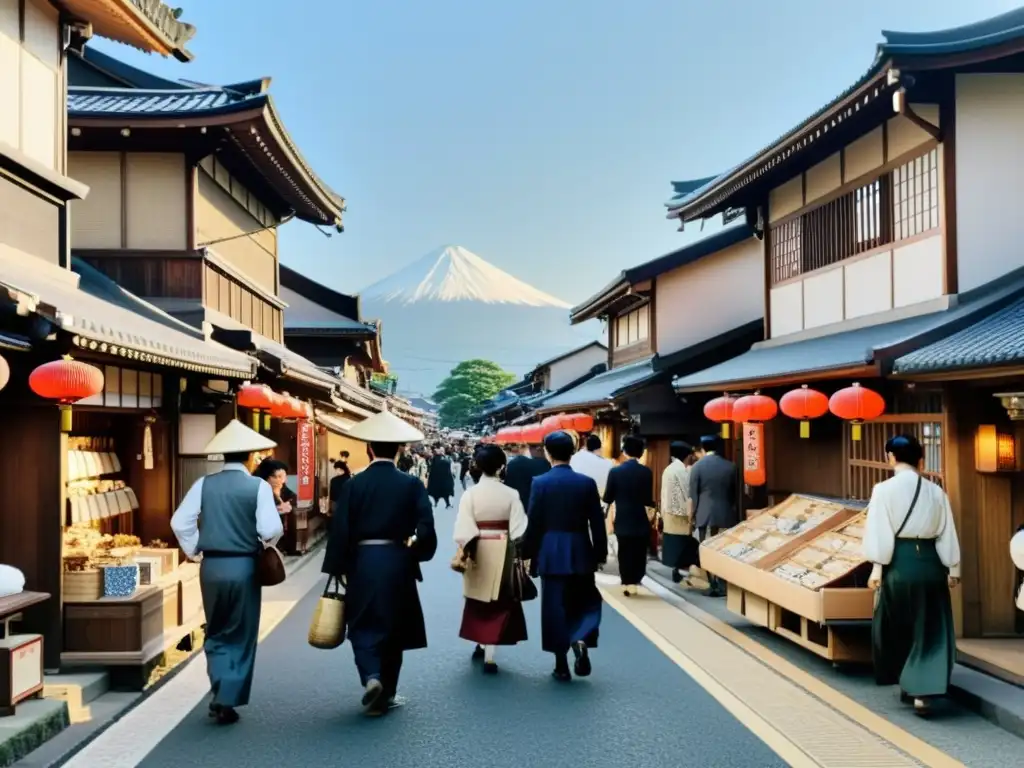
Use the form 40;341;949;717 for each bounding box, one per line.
770;513;869;590
65;437;139;527
703;495;852;566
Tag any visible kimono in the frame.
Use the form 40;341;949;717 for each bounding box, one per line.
864;465;960;698
427;455;455;504
660;459;699;572
453;476;529;646
322;460;437;701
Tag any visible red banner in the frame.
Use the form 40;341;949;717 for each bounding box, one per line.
742;422;766;487
297;420;315;504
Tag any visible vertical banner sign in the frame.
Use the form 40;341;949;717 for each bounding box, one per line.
297;420;315;504
742;422;766;487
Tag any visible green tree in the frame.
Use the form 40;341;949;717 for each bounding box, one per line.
433;359;517;428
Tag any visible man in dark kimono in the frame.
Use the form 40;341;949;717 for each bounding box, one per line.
689;435;739;597
323;410;437;716
170;420;283;725
426;445;455;508
604;435;655;596
522;431;606;682
504;442;551;509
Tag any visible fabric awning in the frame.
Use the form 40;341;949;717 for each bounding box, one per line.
0;250;255;378
539;357;654;411
317;411;357;436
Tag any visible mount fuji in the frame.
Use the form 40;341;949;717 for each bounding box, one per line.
359;246;599;396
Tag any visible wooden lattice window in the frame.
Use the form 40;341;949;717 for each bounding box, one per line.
893;148;939;241
844;415;944;501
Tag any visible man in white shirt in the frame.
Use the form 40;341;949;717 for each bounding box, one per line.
570;435;615;565
171;420;284;725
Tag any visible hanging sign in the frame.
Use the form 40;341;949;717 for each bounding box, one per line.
296;420;315;504
742;422;766;487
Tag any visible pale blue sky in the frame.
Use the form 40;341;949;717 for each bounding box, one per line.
93;0;1017;306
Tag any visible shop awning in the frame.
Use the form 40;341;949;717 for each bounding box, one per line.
892;295;1024;376
0;251;255;378
538;357;654;411
673;275;1024;392
331;394;375;420
317;411;357;436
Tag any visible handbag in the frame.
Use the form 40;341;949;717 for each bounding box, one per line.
451;546;473;574
308;577;346;649
257;542;286;587
510;543;538;602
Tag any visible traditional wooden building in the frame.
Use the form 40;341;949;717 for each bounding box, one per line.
665;7;1024;677
538;224;764;484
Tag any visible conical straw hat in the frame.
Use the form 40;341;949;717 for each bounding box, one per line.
347;409;424;443
203;419;277;455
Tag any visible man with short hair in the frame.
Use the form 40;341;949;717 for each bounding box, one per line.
505;442;551;510
570;434;613;496
603;435;654;596
689;435;738;597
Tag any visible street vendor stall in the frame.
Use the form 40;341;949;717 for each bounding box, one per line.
700;494;875;663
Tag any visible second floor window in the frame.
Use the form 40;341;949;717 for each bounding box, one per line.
614;305;649;349
770;147;939;285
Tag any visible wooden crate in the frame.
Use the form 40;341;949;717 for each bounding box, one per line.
63;586;163;655
63;570;103;602
177;564;202;625
136;548;178;576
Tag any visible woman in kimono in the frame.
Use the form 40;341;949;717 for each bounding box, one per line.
453;444;528;674
254;458;299;554
660;441;700;584
427;446;455;508
864;434;961;714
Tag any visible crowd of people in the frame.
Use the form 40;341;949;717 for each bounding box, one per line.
169;410;969;724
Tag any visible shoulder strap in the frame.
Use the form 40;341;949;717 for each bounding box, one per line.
894;475;924;538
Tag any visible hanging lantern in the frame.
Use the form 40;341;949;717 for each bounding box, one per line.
29;357;104;432
829;382;886;441
541;414;563;436
236;383;275;431
704;395;736;438
504;426;524;445
741;422;767;486
521;422;545;444
732;392;778;424
561;412;594;433
269;392;293;421
780;385;829;438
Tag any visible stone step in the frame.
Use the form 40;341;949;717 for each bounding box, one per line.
42;671;109;725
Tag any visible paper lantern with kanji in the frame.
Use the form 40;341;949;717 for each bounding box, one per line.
520;422;545;444
704;395;736;438
29;357;104;432
732;393;778;424
541;415;563;436
829;382;885;441
237;383;275;431
780;385;829;439
561;412;594;433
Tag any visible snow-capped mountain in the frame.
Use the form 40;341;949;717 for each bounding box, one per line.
359;246;598;397
360;245;571;308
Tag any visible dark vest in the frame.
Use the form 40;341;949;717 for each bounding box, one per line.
198;469;263;555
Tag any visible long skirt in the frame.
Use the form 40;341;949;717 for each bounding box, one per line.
540;574;602;654
199;556;261;708
460;598;528;645
872;539;956;698
617;535;648;585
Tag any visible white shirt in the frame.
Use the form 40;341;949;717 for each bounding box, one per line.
862;464;961;581
170;463;283;559
453;475;528;546
570;449;614;497
660;459;691;517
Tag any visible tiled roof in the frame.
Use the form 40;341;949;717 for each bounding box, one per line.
62;0;196;61
893;296;1024;375
67;86;265;119
540;357;654;410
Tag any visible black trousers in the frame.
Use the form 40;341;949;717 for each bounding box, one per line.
697;526;724;593
354;642;404;698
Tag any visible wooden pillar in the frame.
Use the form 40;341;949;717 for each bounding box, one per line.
0;404;66;670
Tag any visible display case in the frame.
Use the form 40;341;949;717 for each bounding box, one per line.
700;495;873;663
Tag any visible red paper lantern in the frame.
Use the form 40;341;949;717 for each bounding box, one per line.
504;426;524;445
779;385;829;439
521;422;545;444
732;393;778;424
561;413;594;433
829;382;886;441
541;415;563;436
704;395;736;439
29;357;105;432
292;399;312;421
269;392;294;420
237;383;275;431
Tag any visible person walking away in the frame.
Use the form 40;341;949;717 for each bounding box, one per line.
689;435;738;597
505;442;551;510
522;431;606;681
459;449;472;490
661;441;700;584
453;444;528;674
427;445;455;509
865;434;960;715
328;460;351;517
170;420;283;725
603;435;654;596
322;410;437;716
570;435;615;570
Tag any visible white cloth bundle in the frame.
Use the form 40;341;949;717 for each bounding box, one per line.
1010;530;1024;611
0;564;25;597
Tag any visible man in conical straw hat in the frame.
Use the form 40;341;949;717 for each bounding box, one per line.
322;407;437;716
170;419;283;725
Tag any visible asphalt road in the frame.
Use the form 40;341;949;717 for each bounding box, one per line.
137;485;786;768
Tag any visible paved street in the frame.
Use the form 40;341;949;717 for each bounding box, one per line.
59;483;995;767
